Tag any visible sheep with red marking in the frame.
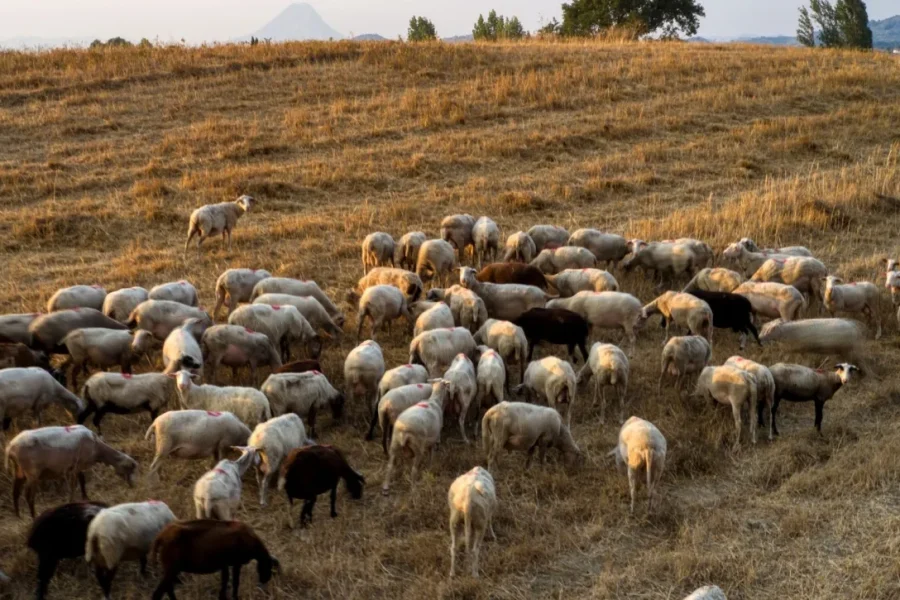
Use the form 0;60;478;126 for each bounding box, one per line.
411;301;456;336
0;367;84;433
461;267;553;322
102;287;149;324
425;285;490;331
473;216;501;268
273;359;321;374
228;303;320;362
79;372;174;435
355;284;413;341
200;324;282;385
193;446;259;520
29;309;128;355
369;381;437;453
172;370;271;429
127;300;212;341
149;280;199;307
260;370;345;438
213;268;272;320
515;356;577;427
162;318;205;376
501;231;537;263
377;363;430;404
145;410;251;479
253;293;344;339
47;285;107;313
546;291;646;356
62;327;154;389
409;326;478;377
279;444;365;526
250;277;343;323
248;413;308;506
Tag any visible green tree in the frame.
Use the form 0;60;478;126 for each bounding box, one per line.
559;0;705;38
408;16;437;41
504;17;527;39
800;0;873;49
797;7;816;46
473;10;527;41
835;0;872;48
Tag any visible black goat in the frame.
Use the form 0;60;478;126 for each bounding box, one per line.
686;290;759;348
512;307;590;363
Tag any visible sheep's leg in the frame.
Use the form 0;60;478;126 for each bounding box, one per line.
731;401;743;452
231;566;241;600
381;451;396;496
259;471;271;506
627;466;637;515
458;410;469;445
151;575;178;600
12;476;24;518
330;484;338;518
94;566;117;600
77;472;88;500
301;498;316;526
139;555;148;577
92;407;107;436
619;381;627;423
449;513;461;577
218;567;229;600
365;402;380;441
814;400;825;434
771;397;781;436
36;556;59;600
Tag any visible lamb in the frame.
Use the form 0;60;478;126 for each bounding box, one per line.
193;446;259;520
576;342;629;423
474;346;505;432
612;416;667;514
349;267;425;302
396;231;427;270
279;444;365;526
443;353;478;443
228;303;321;361
460;266;553;322
369;382;437;453
127;299;212;341
273;359;321;374
151;519;279;600
515;357;577;427
476;262;548;289
759;318;866;364
173;369;272;428
213;268;272;320
473;318;528;384
101;287;149;323
501;231;537;263
411;301;456;336
162;318;205;376
724;356;775;442
250;277;343;323
409;326;477;376
642;291;713;343
448;466;498;578
530;246;597;274
732;281;806;321
481;402;581;471
362;231;396;274
546;291;646;355
29;309;128;355
86;501;177;599
567;229;630;269
738;237;812;257
544;268;618;296
253;293;344;338
79;372;174;435
658;336;712;396
526;225;570;253
6;425;136;518
145;410;251;479
0;367;84;432
416;239;457;287
344;340;385;413
248;413;308;506
0;312;41;346
823;276;881;338
47;285;107;313
355;284;413;341
621;240;702;283
750;256;828;306
684;586;727;600
693;366;759;450
768;363;857;434
261;371;345;438
184;194;254;254
686;290;759;349
472;216;501;268
682;268;744;294
376;363;430;404
440;213;477;263
200;324;282;385
425;285;489;331
149;280;200;307
513;307;590;364
62;328;155;389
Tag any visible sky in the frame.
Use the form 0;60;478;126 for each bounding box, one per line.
0;0;896;43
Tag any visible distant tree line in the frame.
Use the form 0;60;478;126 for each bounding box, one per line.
473;11;527;41
89;37;153;49
797;0;872;49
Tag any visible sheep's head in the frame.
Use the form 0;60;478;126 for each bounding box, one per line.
881;258;899;272
236;194;255;212
115;455;139;487
329;391;346;419
459;268;477;288
169;369;200;404
722;243;743;260
738;238;760;252
132;329;154;354
834;363;859;384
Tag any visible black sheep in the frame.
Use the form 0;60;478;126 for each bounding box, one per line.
512;307;590;363
686;290;760;348
278;444;365;526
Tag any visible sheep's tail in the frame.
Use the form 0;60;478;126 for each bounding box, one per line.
184;219;199;253
85;531;101;565
144;422;156;442
481;413;493;456
126;307;139;330
4;445;15;473
643;448;653;492
682;271;700;292
277;471;287;492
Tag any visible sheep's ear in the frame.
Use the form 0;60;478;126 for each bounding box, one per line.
166;373;177;379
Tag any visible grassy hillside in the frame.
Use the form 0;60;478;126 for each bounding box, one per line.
1;40;900;600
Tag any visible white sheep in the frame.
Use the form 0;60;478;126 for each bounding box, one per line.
612;416;667;514
356;284;412;341
530;246;596;275
362;232;396;274
724;356;775;442
516;356;577;427
376;363;430;403
750;256;828;306
732;281;806;321
213;268;272;320
546;291;646;355
658;335;711;396
759;318;866;365
250;277;343;324
526;225;569;253
200;324;282;385
416;239;457;287
621;240;702;283
460;267;552;322
443;353;477;444
474;346;505;434
410;301;456;336
248;414;307;505
145;409;251;478
0;367;85;432
682;268;744;294
260;371;344;438
768;362;857;434
184;194;254;254
47;285;107;313
149;280;199;307
643;291;713;343
162;318;205;376
0;312;41;346
567;229;629;269
502;231;537;263
193;446;259;520
253;293;343;338
101;287;149;323
481;401;581;471
472;217;501;268
440;214;477;263
62;328;155;389
350;268;425;304
823;276;881;338
172;369;272;428
693;366;758;451
739;237;811;257
344;340;385;413
369;381;436;453
721;242;793;276
544;268;618;296
683;586;727;600
473;318;528;384
396;231;427;270
448;466;498;578
128;299;212;341
425;285;488;331
576;342;629;423
409;326;477;376
80;372;173;435
228;303;320;362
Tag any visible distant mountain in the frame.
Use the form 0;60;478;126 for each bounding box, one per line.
871;15;900;49
352;33;387;42
241;3;343;42
736;35;799;46
442;34;474;44
0;35;92;49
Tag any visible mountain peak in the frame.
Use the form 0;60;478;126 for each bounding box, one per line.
245;3;343;42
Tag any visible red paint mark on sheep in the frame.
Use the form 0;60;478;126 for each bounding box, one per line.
271;305;281;310
244;327;255;334
122;373;133;379
206;411;222;417
148;500;162;505
312;370;321;375
417;384;424;389
404;364;412;368
64;426;75;432
214;468;228;475
415;402;430;409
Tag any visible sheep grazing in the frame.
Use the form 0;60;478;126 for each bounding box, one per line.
544;268;618;297
516;356;577;427
724;356;775;442
750;256;829;307
213;268;272;320
62;327;154;389
201;324;282;385
684;586;727;600
526;225;569;253
362;231;396;274
145;410;251;479
474;319;528;385
501;231;537;263
86;501;176;599
0;367;85;432
567;229;629;269
369;382;436;452
425;285;489;332
721;242;791;276
513;307;590;364
883;261;900;307
6;425;136;518
409;326;477;376
658;336;712;396
273;359;321;374
80;372;173;435
481;402;581;472
686;290;759;349
546;291;646;355
396;231;427;270
416;239;457;287
448;467;498;578
472;216;501;268
102;287;149;323
682;267;744;294
443;353;478;443
531;246;597;275
356;284;412;341
351;267;425;303
644;291;714;343
621;239;703;284
577;343;629;423
460;266;552;322
151;519;279;600
253;293;344;339
172;369;271;428
693;366;758;450
229;303;320;362
759;318;866;365
0;312;41;346
474;346;506;430
184;194;254;254
768;363;857;434
193;446;259;519
29;309;128;355
162;318;205;376
377;363;430;404
28;501;108;600
47;285;107;313
0;342;54;374
739;237;812;257
250;277;343;324
732;281;806;322
440;213;477;263
279;444;365;526
411;301;455;336
476;262;548;289
344;340;385;414
149;280;200;307
612;416;667;514
823;276;881;338
127;299;211;341
248;413;307;506
261;371;345;438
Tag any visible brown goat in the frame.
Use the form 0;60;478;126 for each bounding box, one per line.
273;359;322;374
476;263;548;289
278;444;365;527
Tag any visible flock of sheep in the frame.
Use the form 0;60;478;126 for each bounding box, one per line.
1;194;894;600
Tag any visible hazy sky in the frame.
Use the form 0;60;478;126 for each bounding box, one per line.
0;0;896;42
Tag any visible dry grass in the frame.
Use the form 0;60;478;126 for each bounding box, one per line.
1;39;900;600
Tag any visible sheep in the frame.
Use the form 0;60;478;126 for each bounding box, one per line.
476;262;548;289
248;413;307;506
513;307;590;364
567;229;630;269
823;276;881;338
0;312;41;346
576;343;629;423
612;416;667;514
213;268;272;320
621;240;702;283
643;291;713;343
546;291;646;355
349;267;425;303
151;519;279;600
409;327;477;377
127;299;212;341
278;444;365;526
102;287;149;323
260;371;345;438
722;243;793;277
759;318;866;365
28;501;108;600
416;239;457;287
472;216;501;268
473;318;528;385
184;194;254;254
440;213;477;263
732;281;806;322
5;425;136;518
443;353;478;443
682;268;744;294
474;346;505;431
481;402;581;472
341;339;384;412
273;359;321;374
47;285;107;313
448;466;498;578
376;363;430;404
162;318;205;376
531;246;597;275
86;500;177;599
145;410;251;479
193;446;259;520
411;301;455;336
426;285;490;331
501;231;537;263
381;379;452;495
200;324;282;385
62;327;155;389
79;372;172;434
544;268;618;297
0;367;85;433
29;309;128;355
684;586;727;600
172;369;272;428
526;225;570;253
768;363;857;434
369;382;437;453
724;356;775;442
356;284;412;341
750;256;828;306
0;342;54;374
228;303;320;362
515;356;577;427
460;266;553;322
396;231;427;270
738;237;812;257
686;290;759;349
253;293;344;338
693;366;758;450
250;277;343;324
658;336;712;396
149;280;200;307
362;231;396;274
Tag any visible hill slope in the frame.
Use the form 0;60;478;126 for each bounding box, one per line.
243;2;343;41
871;15;900;48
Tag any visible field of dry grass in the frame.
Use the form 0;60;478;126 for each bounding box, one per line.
1;39;900;600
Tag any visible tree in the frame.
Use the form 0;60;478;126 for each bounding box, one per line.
559;0;706;38
797;7;816;47
835;0;872;48
473;10;527;41
798;0;873;49
408;16;437;41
